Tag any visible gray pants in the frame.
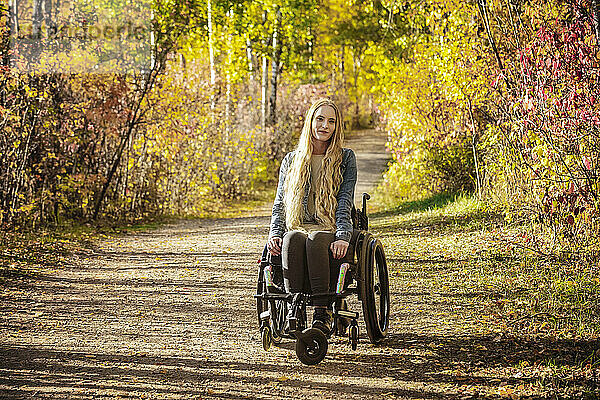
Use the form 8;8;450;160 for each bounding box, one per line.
282;230;355;307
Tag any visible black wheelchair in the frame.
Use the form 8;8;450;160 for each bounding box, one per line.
254;193;390;365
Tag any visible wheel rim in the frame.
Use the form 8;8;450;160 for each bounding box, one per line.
305;338;321;356
360;235;390;343
262;326;272;351
374;243;390;332
373;254;381;329
269;299;286;341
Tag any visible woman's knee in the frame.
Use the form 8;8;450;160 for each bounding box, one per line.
282;231;307;292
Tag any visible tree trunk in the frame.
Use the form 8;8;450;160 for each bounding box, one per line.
207;0;216;111
477;0;504;71
10;108;37;223
32;0;44;39
308;25;313;66
467;98;482;200
53;0;60;27
246;37;254;84
225;8;233;137
150;9;156;70
340;46;345;76
8;0;19;38
261;12;268;132
261;55;268;131
43;0;53;31
268;8;282;127
3;1;17;67
352;49;360;128
93;68;161;220
30;0;44;64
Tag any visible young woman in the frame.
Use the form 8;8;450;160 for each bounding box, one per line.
267;98;357;335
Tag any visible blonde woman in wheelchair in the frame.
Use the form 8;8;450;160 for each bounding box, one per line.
267;98;357;336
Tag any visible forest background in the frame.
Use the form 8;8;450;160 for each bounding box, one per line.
1;0;599;330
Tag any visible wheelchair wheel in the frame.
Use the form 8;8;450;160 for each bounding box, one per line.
256;270;286;344
261;325;273;351
295;328;328;365
256;269;270;327
349;323;358;351
359;234;390;344
269;299;286;344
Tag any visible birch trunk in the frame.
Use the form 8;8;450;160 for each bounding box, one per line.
207;0;216;111
32;0;44;39
261;11;268;132
467;98;482;200
4;0;18;67
43;0;53;30
340;45;345;90
268;8;281;126
246;37;254;84
225;8;233;138
352;49;360;128
8;0;18;37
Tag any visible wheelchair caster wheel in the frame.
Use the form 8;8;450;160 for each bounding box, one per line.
295;328;328;365
261;326;273;351
349;324;358;350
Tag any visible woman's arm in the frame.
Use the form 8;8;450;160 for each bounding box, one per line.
334;149;357;243
269;152;293;241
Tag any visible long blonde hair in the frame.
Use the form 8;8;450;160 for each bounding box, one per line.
284;98;344;231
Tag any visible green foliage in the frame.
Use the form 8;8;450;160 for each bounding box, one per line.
365;0;599;257
368;0;484;202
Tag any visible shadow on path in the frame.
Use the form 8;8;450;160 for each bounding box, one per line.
1;331;598;399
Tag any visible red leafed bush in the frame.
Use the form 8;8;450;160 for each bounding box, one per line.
494;0;600;248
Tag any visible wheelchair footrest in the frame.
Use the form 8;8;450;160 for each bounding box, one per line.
336;310;359;320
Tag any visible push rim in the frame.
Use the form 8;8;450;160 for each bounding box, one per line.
360;235;390;343
373;241;390;333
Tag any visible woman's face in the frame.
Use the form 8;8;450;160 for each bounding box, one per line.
311;105;336;145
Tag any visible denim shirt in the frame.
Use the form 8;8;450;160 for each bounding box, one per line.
269;148;357;242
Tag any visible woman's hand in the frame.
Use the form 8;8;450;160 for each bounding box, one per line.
330;240;349;259
267;237;282;256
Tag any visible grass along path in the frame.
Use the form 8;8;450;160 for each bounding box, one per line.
373;193;599;399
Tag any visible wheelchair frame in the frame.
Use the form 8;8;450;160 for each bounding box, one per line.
254;193;390;365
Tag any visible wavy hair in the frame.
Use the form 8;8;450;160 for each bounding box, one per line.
284;98;344;231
